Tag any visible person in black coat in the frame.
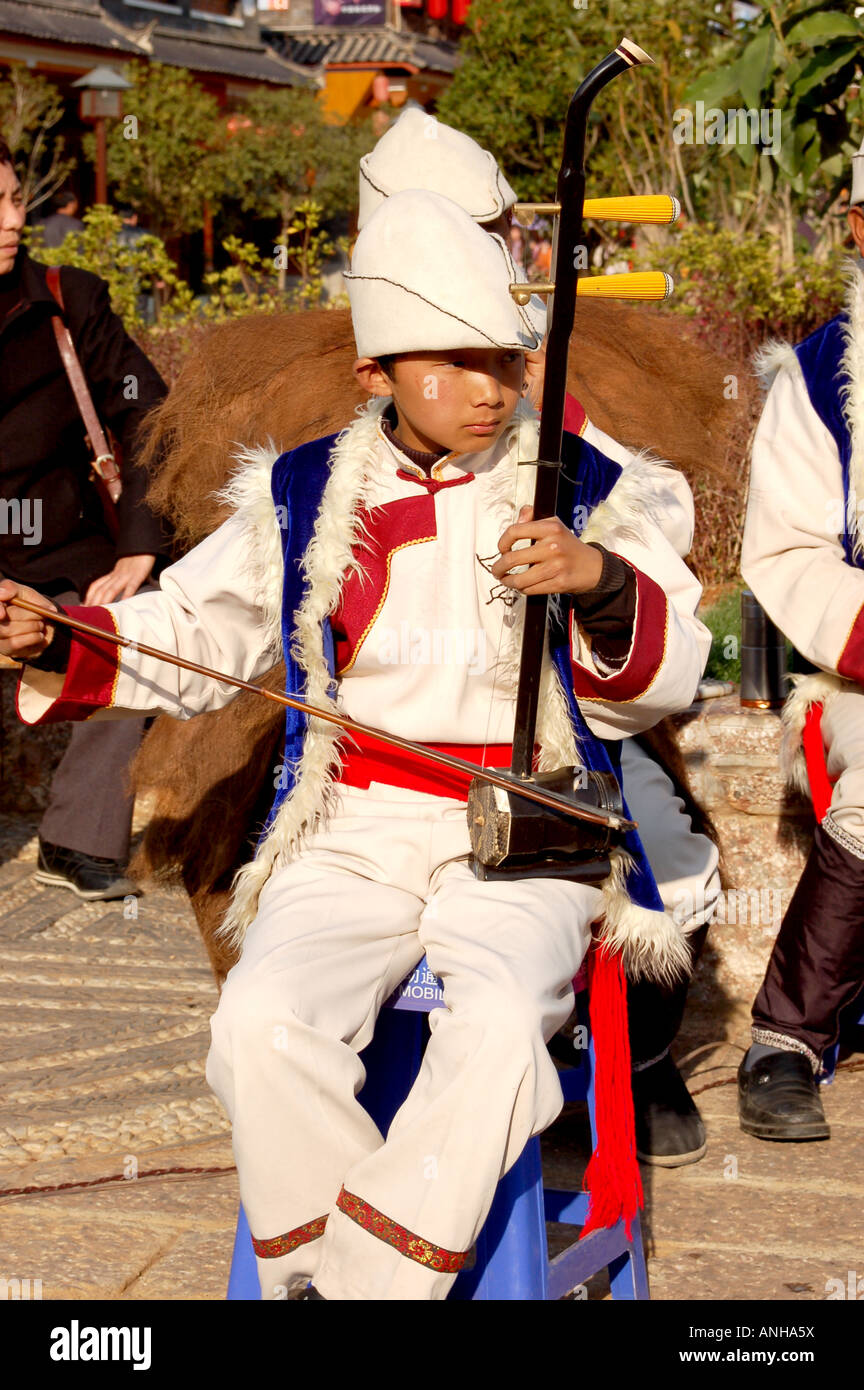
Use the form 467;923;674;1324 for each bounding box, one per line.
0;143;171;898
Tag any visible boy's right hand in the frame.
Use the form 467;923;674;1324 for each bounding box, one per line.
0;579;57;663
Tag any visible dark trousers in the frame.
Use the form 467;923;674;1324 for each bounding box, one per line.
38;586;149;863
752;823;864;1061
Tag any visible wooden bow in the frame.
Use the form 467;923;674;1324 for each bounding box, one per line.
9;595;636;834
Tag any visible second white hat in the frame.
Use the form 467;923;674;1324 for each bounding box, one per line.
358;108;518;230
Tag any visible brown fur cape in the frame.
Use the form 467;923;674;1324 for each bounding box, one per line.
130;302;743;980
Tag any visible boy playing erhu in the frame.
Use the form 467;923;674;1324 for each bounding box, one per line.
0;191;708;1299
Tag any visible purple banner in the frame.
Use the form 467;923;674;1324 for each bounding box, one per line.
314;0;386;23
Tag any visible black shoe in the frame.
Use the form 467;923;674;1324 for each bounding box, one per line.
738;1050;829;1142
632;1052;707;1167
300;1286;326;1300
35;837;138;902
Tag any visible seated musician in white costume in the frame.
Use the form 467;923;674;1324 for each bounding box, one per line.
1;192;709;1298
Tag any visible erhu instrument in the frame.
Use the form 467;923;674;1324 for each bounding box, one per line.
467;36;678;883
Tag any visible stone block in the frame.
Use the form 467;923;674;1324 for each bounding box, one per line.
675;696;810;819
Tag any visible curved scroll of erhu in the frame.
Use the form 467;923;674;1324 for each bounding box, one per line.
509;36;673;781
466;39;674;884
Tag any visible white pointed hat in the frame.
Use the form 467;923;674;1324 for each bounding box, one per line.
358;108;518;230
852;135;864;206
345;189;544;358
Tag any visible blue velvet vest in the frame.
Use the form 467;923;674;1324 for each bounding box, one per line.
261;429;663;913
795;314;860;567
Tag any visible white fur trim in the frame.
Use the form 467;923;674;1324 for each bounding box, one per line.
218;401;386;950
215;442;285;659
752;338;799;390
598;848;693;985
582;450;683;548
838;265;864;560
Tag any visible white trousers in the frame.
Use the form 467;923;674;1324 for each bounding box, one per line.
821;689;864;853
206;780;601;1301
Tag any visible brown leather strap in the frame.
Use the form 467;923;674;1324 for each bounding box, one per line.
45;267;122;505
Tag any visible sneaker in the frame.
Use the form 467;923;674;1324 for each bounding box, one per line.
738;1049;829;1141
34;837;138;902
632;1053;707;1167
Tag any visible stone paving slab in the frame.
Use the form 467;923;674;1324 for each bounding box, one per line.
648;1250;849;1302
0;1210;177;1302
124;1230;235;1300
0;1137;238;1301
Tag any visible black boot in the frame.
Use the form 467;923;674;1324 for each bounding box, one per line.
628;922;710;1167
632;1052;707;1166
738;1050;829;1141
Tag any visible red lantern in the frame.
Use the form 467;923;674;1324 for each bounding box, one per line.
452;0;471;21
427;0;448;18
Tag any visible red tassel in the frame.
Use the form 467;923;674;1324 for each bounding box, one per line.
580;941;643;1240
802;703;834;822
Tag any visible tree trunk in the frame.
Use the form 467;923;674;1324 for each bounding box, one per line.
278;190;290;295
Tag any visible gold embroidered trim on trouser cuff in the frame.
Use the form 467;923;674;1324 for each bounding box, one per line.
336;1186;469;1273
751;1027;820;1074
251;1214;327;1258
822;810;864;862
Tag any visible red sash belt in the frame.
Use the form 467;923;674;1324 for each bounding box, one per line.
337;731;513;802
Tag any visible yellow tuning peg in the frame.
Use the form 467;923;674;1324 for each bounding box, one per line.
513;195;680;226
576;271;673;301
584;195;680;225
509;271;673;306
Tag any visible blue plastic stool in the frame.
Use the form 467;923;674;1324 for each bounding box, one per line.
227;959;649;1300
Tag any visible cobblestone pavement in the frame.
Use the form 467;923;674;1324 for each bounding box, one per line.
1;811;861;1302
0;812;235;1300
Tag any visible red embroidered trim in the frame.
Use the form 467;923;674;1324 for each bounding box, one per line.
251;1214;328;1259
331;495;436;674
395;468;475;494
16;605;121;726
336;1187;469;1273
563;392;587;437
838;599;864;686
570;561;668;703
